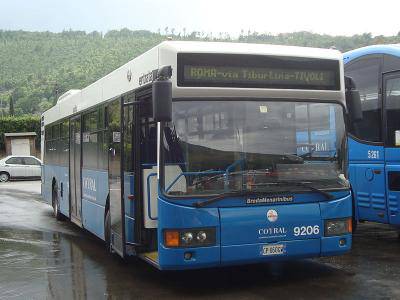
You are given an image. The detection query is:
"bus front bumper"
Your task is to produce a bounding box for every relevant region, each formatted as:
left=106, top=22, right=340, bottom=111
left=157, top=234, right=352, bottom=270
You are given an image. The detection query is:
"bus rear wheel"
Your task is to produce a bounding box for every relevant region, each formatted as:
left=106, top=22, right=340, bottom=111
left=52, top=184, right=64, bottom=221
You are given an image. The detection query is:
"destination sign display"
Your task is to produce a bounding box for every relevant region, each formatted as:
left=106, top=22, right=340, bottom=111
left=177, top=53, right=340, bottom=90
left=183, top=66, right=335, bottom=87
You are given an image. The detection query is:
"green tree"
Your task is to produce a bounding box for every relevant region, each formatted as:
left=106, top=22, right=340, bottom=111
left=9, top=94, right=14, bottom=116
left=1, top=29, right=399, bottom=116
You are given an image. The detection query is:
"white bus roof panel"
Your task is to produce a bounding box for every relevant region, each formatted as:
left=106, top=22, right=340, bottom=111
left=43, top=41, right=344, bottom=125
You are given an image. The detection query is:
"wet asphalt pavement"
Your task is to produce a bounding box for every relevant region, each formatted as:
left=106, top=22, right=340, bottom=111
left=0, top=181, right=400, bottom=299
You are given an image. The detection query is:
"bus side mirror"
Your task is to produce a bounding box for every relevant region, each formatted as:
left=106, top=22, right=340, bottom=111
left=152, top=66, right=172, bottom=122
left=345, top=76, right=362, bottom=122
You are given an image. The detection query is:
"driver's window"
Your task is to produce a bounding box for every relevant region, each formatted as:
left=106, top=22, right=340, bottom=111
left=345, top=56, right=382, bottom=142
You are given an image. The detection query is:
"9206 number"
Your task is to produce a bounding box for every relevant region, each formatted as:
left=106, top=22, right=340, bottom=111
left=294, top=225, right=320, bottom=236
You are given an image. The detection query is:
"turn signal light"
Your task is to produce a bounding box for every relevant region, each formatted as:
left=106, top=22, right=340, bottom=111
left=164, top=230, right=179, bottom=247
left=348, top=218, right=353, bottom=233
left=163, top=228, right=216, bottom=248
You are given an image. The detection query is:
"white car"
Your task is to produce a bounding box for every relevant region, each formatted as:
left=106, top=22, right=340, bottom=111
left=0, top=155, right=42, bottom=182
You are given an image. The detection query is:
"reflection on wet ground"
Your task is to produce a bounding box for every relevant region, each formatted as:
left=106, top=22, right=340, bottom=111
left=0, top=181, right=400, bottom=299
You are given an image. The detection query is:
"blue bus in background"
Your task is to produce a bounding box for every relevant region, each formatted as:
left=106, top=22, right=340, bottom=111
left=344, top=44, right=400, bottom=231
left=42, top=41, right=355, bottom=270
left=296, top=104, right=338, bottom=158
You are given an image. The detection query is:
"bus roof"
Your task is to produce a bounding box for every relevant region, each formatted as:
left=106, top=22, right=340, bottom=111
left=344, top=44, right=400, bottom=64
left=159, top=41, right=341, bottom=59
left=42, top=41, right=344, bottom=125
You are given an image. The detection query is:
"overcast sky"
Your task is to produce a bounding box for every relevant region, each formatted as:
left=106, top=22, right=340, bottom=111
left=1, top=0, right=399, bottom=36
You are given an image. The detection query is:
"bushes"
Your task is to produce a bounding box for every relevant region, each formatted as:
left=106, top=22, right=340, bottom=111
left=0, top=115, right=41, bottom=151
left=0, top=29, right=164, bottom=115
left=3, top=29, right=400, bottom=116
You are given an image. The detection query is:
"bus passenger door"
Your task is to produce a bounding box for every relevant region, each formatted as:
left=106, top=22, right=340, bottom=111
left=383, top=71, right=400, bottom=226
left=70, top=116, right=82, bottom=225
left=122, top=96, right=137, bottom=249
left=107, top=99, right=125, bottom=257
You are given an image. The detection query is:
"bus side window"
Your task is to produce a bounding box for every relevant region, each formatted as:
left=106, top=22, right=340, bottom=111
left=81, top=107, right=107, bottom=170
left=385, top=77, right=400, bottom=147
left=345, top=56, right=382, bottom=142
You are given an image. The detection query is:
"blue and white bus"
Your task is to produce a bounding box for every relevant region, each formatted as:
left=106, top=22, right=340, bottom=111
left=344, top=45, right=400, bottom=230
left=42, top=41, right=354, bottom=270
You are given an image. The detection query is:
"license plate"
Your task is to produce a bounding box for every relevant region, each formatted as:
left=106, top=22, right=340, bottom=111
left=261, top=244, right=285, bottom=256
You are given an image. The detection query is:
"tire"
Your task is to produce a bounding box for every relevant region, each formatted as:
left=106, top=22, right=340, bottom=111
left=52, top=184, right=64, bottom=221
left=0, top=172, right=10, bottom=182
left=104, top=209, right=111, bottom=252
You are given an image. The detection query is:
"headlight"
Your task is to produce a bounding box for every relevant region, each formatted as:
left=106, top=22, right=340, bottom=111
left=164, top=228, right=216, bottom=248
left=181, top=232, right=194, bottom=244
left=324, top=218, right=352, bottom=237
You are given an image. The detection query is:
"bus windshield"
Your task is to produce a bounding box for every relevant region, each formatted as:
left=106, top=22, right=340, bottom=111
left=163, top=100, right=347, bottom=197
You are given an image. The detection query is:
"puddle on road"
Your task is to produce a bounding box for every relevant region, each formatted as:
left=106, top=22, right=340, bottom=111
left=0, top=227, right=353, bottom=300
left=0, top=223, right=399, bottom=299
left=0, top=229, right=109, bottom=299
left=1, top=182, right=400, bottom=299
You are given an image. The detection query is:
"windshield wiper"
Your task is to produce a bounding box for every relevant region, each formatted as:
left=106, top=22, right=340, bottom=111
left=193, top=180, right=334, bottom=208
left=193, top=190, right=266, bottom=208
left=273, top=181, right=334, bottom=200
left=280, top=154, right=304, bottom=163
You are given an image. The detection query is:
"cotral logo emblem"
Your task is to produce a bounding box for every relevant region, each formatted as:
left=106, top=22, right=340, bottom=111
left=267, top=209, right=278, bottom=222
left=127, top=69, right=132, bottom=82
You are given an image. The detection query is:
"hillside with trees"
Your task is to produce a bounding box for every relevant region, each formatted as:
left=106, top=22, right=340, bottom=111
left=1, top=29, right=400, bottom=116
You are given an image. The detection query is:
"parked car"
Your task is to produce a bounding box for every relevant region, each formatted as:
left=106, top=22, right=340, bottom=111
left=0, top=155, right=42, bottom=182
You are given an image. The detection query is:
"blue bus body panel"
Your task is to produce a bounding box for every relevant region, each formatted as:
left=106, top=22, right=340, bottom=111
left=384, top=148, right=400, bottom=225
left=319, top=195, right=352, bottom=219
left=321, top=234, right=352, bottom=256
left=348, top=137, right=388, bottom=223
left=44, top=164, right=137, bottom=243
left=43, top=164, right=69, bottom=217
left=81, top=169, right=108, bottom=240
left=348, top=137, right=385, bottom=162
left=42, top=165, right=53, bottom=205
left=157, top=198, right=221, bottom=270
left=344, top=45, right=400, bottom=63
left=220, top=204, right=322, bottom=245
left=156, top=193, right=352, bottom=270
left=59, top=167, right=70, bottom=216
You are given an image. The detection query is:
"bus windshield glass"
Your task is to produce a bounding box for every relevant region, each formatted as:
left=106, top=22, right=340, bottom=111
left=163, top=100, right=346, bottom=197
